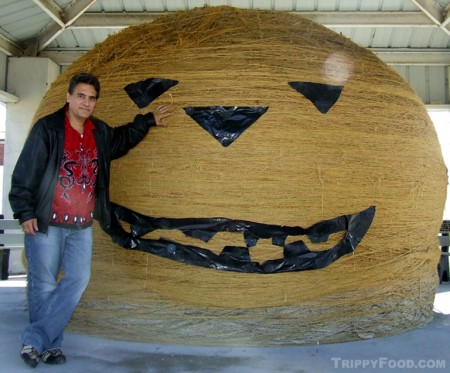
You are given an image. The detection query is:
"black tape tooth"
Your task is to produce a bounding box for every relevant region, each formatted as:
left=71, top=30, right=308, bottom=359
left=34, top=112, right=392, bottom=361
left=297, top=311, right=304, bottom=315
left=244, top=231, right=259, bottom=247
left=272, top=235, right=287, bottom=247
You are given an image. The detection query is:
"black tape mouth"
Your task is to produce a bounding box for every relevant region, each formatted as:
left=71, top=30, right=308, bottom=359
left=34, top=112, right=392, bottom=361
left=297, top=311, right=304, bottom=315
left=104, top=204, right=375, bottom=274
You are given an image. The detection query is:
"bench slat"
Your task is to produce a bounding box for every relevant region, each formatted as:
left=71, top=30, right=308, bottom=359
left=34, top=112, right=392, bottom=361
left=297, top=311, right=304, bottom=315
left=0, top=233, right=24, bottom=246
left=439, top=235, right=450, bottom=247
left=0, top=219, right=21, bottom=230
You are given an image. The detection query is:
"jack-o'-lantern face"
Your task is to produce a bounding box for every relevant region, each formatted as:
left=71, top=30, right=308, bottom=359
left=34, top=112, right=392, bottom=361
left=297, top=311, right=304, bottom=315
left=107, top=78, right=376, bottom=273
left=36, top=6, right=446, bottom=323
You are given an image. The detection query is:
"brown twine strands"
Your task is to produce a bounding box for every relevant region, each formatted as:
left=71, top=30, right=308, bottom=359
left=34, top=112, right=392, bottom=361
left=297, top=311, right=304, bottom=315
left=34, top=6, right=447, bottom=346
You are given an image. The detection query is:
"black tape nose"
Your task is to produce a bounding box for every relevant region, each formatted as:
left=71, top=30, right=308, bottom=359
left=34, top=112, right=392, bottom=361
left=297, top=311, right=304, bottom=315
left=184, top=106, right=269, bottom=147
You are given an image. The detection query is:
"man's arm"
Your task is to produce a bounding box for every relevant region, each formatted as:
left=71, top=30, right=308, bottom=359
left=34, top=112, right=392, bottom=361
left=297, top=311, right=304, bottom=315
left=109, top=105, right=173, bottom=160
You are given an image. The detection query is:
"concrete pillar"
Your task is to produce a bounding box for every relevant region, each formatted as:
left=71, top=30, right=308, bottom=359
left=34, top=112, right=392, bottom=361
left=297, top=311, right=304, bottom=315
left=0, top=52, right=7, bottom=91
left=3, top=57, right=60, bottom=274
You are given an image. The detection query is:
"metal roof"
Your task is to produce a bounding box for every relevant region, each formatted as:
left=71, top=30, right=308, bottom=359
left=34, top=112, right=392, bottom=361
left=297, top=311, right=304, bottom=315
left=1, top=0, right=450, bottom=61
left=1, top=0, right=450, bottom=105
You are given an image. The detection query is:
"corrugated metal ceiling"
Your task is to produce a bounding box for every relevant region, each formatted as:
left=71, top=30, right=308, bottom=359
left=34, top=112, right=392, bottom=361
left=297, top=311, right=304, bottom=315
left=1, top=1, right=450, bottom=55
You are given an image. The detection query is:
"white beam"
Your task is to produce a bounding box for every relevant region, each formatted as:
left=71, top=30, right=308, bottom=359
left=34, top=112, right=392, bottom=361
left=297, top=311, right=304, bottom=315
left=32, top=0, right=65, bottom=27
left=299, top=11, right=434, bottom=27
left=410, top=0, right=450, bottom=36
left=410, top=0, right=443, bottom=25
left=372, top=49, right=450, bottom=65
left=63, top=0, right=97, bottom=27
left=31, top=23, right=65, bottom=54
left=71, top=12, right=162, bottom=28
left=24, top=0, right=97, bottom=55
left=444, top=4, right=450, bottom=27
left=0, top=89, right=19, bottom=104
left=0, top=35, right=23, bottom=57
left=70, top=11, right=436, bottom=29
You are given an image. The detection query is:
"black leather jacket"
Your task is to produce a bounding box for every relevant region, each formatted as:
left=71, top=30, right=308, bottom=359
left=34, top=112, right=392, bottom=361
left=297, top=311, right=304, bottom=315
left=9, top=104, right=155, bottom=233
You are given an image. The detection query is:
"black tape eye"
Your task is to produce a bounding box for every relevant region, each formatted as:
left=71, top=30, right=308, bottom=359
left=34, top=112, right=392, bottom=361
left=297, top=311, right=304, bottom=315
left=124, top=78, right=178, bottom=108
left=184, top=106, right=269, bottom=147
left=288, top=82, right=343, bottom=114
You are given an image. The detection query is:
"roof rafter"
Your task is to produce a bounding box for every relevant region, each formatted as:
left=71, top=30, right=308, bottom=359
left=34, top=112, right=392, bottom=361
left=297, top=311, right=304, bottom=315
left=372, top=48, right=450, bottom=65
left=301, top=11, right=434, bottom=27
left=24, top=0, right=97, bottom=56
left=0, top=34, right=23, bottom=56
left=32, top=0, right=65, bottom=27
left=69, top=11, right=437, bottom=29
left=71, top=12, right=162, bottom=28
left=410, top=0, right=450, bottom=35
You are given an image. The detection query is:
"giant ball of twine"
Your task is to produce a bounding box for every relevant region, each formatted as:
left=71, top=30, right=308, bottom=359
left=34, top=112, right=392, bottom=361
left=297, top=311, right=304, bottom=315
left=34, top=6, right=447, bottom=346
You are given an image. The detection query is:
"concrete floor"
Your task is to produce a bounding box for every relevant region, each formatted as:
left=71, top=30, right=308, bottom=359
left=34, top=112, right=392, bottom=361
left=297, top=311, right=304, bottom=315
left=1, top=276, right=449, bottom=373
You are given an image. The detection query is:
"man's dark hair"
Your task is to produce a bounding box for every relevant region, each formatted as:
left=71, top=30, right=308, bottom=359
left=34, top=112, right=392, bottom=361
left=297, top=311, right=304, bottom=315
left=68, top=72, right=101, bottom=98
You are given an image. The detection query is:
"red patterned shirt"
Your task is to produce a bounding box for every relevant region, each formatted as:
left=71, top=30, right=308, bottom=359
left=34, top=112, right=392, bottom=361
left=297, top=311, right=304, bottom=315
left=49, top=114, right=98, bottom=227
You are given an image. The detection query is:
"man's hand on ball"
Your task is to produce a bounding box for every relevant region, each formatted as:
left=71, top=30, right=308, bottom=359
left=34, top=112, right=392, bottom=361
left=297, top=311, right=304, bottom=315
left=153, top=105, right=173, bottom=127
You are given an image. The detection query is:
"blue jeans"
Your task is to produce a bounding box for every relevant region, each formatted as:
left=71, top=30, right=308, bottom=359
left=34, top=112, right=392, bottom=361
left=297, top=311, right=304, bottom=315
left=21, top=226, right=92, bottom=353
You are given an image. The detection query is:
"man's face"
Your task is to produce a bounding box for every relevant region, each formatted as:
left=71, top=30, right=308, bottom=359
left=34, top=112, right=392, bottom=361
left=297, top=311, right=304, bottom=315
left=66, top=83, right=98, bottom=120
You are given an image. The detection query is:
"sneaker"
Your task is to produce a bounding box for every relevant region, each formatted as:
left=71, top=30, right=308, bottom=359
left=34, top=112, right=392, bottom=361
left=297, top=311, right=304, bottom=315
left=41, top=348, right=66, bottom=365
left=20, top=344, right=40, bottom=368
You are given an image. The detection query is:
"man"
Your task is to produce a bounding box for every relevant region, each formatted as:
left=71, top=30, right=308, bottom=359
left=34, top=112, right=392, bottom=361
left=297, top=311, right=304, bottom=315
left=9, top=72, right=172, bottom=368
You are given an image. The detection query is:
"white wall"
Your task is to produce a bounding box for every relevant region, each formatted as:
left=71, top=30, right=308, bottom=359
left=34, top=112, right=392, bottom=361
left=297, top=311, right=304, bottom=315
left=3, top=57, right=59, bottom=274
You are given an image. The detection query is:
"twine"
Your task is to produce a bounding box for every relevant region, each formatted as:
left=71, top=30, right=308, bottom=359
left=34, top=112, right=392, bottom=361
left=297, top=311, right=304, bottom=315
left=34, top=6, right=447, bottom=346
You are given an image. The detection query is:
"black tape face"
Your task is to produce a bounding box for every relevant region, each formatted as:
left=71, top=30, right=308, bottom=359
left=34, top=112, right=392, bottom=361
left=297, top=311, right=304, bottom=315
left=104, top=205, right=375, bottom=274
left=109, top=77, right=374, bottom=273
